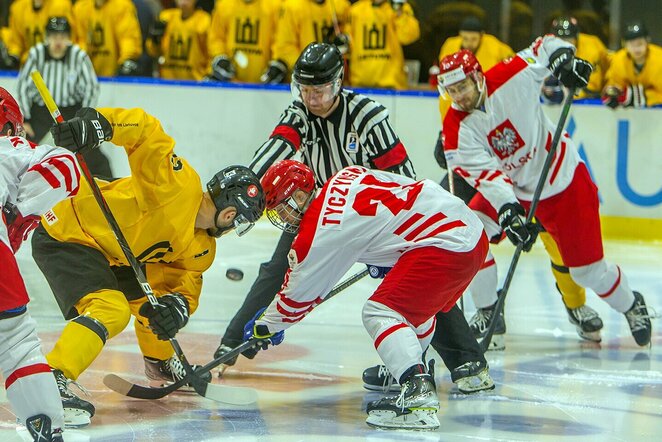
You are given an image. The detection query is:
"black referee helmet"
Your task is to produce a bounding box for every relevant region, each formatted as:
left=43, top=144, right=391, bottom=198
left=45, top=17, right=71, bottom=35
left=293, top=43, right=344, bottom=86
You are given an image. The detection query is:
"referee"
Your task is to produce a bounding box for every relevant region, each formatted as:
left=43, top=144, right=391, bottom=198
left=214, top=42, right=491, bottom=393
left=16, top=16, right=111, bottom=177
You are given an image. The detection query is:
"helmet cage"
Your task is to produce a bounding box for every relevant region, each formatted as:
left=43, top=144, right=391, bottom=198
left=266, top=197, right=305, bottom=234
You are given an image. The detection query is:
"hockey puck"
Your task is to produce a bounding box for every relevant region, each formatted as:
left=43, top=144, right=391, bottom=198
left=226, top=268, right=244, bottom=281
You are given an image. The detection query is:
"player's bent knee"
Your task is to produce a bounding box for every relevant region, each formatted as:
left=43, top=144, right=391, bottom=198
left=75, top=290, right=131, bottom=339
left=569, top=259, right=608, bottom=288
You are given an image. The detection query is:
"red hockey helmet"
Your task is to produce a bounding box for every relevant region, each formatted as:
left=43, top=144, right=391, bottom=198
left=261, top=160, right=316, bottom=233
left=437, top=49, right=483, bottom=95
left=0, top=87, right=24, bottom=136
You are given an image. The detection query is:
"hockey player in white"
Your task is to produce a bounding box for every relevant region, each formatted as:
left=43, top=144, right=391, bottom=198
left=437, top=35, right=652, bottom=346
left=0, top=87, right=80, bottom=441
left=243, top=159, right=489, bottom=430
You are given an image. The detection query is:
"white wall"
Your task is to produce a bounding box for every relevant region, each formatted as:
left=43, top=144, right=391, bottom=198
left=2, top=75, right=660, bottom=221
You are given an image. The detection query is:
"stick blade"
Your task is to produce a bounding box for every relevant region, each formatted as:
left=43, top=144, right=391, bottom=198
left=201, top=383, right=258, bottom=405
left=103, top=374, right=172, bottom=400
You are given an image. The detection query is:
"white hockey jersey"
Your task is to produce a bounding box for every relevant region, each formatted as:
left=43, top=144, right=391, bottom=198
left=443, top=35, right=582, bottom=216
left=257, top=166, right=485, bottom=332
left=0, top=136, right=79, bottom=248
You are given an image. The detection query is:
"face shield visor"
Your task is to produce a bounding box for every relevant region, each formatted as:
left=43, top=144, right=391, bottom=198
left=291, top=69, right=343, bottom=106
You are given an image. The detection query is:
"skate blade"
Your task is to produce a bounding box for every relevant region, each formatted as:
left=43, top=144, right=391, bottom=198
left=366, top=408, right=440, bottom=430
left=576, top=328, right=602, bottom=343
left=477, top=334, right=505, bottom=351
left=362, top=382, right=401, bottom=393
left=456, top=372, right=496, bottom=394
left=63, top=408, right=91, bottom=429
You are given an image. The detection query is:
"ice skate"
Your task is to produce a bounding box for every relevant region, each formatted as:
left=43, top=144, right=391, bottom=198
left=144, top=356, right=212, bottom=389
left=451, top=361, right=495, bottom=394
left=213, top=343, right=238, bottom=378
left=624, top=291, right=652, bottom=346
left=366, top=372, right=440, bottom=430
left=565, top=303, right=603, bottom=342
left=363, top=360, right=436, bottom=393
left=52, top=369, right=94, bottom=428
left=469, top=301, right=506, bottom=351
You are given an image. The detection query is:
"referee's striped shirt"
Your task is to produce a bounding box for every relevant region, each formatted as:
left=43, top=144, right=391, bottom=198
left=17, top=43, right=99, bottom=119
left=250, top=90, right=416, bottom=186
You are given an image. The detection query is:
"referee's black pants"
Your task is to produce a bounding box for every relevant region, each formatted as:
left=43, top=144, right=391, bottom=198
left=27, top=104, right=113, bottom=179
left=220, top=224, right=487, bottom=371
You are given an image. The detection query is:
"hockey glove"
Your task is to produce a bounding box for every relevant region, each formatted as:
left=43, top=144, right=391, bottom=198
left=548, top=48, right=592, bottom=90
left=367, top=264, right=392, bottom=279
left=2, top=203, right=40, bottom=253
left=260, top=60, right=287, bottom=84
left=332, top=33, right=350, bottom=55
left=210, top=55, right=235, bottom=82
left=433, top=130, right=447, bottom=169
left=139, top=293, right=190, bottom=340
left=148, top=20, right=168, bottom=45
left=50, top=107, right=112, bottom=152
left=602, top=85, right=646, bottom=109
left=117, top=59, right=141, bottom=76
left=498, top=202, right=538, bottom=252
left=541, top=76, right=565, bottom=104
left=243, top=307, right=285, bottom=352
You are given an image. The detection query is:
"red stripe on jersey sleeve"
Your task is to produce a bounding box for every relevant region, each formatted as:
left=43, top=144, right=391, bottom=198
left=5, top=363, right=52, bottom=389
left=28, top=163, right=61, bottom=189
left=270, top=125, right=302, bottom=150
left=47, top=155, right=76, bottom=193
left=485, top=56, right=529, bottom=96
left=372, top=142, right=407, bottom=170
left=468, top=192, right=499, bottom=223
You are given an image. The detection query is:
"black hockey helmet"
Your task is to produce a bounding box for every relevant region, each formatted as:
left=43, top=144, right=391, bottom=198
left=623, top=21, right=648, bottom=41
left=551, top=16, right=579, bottom=39
left=206, top=165, right=265, bottom=237
left=45, top=17, right=72, bottom=35
left=293, top=42, right=344, bottom=86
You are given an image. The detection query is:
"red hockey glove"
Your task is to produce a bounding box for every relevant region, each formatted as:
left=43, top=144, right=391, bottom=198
left=2, top=203, right=41, bottom=253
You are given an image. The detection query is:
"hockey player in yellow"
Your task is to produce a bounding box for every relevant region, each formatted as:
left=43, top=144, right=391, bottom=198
left=146, top=0, right=211, bottom=81
left=603, top=22, right=662, bottom=108
left=3, top=0, right=74, bottom=67
left=31, top=107, right=265, bottom=427
left=207, top=0, right=280, bottom=83
left=347, top=0, right=420, bottom=89
left=266, top=0, right=351, bottom=84
left=73, top=0, right=143, bottom=77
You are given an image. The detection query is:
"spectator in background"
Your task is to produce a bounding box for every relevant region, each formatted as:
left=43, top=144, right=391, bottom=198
left=542, top=16, right=610, bottom=103
left=146, top=0, right=210, bottom=81
left=1, top=0, right=74, bottom=69
left=346, top=0, right=420, bottom=90
left=602, top=21, right=662, bottom=108
left=73, top=0, right=143, bottom=77
left=207, top=0, right=280, bottom=83
left=16, top=17, right=111, bottom=177
left=265, top=0, right=351, bottom=84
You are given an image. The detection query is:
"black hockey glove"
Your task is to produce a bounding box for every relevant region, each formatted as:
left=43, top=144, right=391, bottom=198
left=210, top=55, right=235, bottom=82
left=117, top=59, right=141, bottom=76
left=139, top=293, right=190, bottom=340
left=148, top=20, right=167, bottom=45
left=50, top=107, right=112, bottom=152
left=498, top=202, right=538, bottom=252
left=433, top=130, right=447, bottom=169
left=548, top=48, right=593, bottom=90
left=260, top=60, right=287, bottom=84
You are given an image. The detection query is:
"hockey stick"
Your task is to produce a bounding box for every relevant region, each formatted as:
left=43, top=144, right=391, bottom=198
left=30, top=71, right=219, bottom=399
left=103, top=267, right=370, bottom=401
left=480, top=88, right=576, bottom=353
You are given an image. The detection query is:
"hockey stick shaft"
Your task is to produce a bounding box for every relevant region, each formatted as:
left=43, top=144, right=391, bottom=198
left=31, top=71, right=208, bottom=392
left=480, top=88, right=576, bottom=353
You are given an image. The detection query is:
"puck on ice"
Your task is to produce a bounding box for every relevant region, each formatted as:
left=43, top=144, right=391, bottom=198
left=226, top=268, right=244, bottom=281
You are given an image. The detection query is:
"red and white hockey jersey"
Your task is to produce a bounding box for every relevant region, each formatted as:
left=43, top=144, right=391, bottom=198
left=0, top=135, right=79, bottom=248
left=443, top=35, right=582, bottom=216
left=257, top=166, right=485, bottom=332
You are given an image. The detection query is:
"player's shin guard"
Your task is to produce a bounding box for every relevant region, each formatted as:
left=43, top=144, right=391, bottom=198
left=0, top=311, right=65, bottom=434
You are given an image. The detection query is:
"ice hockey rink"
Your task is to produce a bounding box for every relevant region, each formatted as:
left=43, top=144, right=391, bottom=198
left=1, top=220, right=660, bottom=442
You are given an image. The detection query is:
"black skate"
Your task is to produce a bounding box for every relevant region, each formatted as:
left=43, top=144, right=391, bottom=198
left=52, top=369, right=95, bottom=428
left=26, top=414, right=63, bottom=442
left=213, top=343, right=238, bottom=378
left=624, top=291, right=652, bottom=346
left=362, top=360, right=436, bottom=393
left=451, top=361, right=495, bottom=394
left=144, top=356, right=212, bottom=389
left=366, top=372, right=440, bottom=430
left=565, top=303, right=603, bottom=342
left=469, top=301, right=506, bottom=351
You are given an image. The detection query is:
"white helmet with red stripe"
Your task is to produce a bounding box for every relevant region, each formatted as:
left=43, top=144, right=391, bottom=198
left=0, top=87, right=24, bottom=137
left=437, top=49, right=483, bottom=96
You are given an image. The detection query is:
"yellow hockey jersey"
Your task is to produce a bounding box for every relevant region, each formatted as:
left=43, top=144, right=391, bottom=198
left=272, top=0, right=351, bottom=71
left=604, top=43, right=662, bottom=107
left=146, top=8, right=211, bottom=81
left=575, top=33, right=611, bottom=99
left=347, top=0, right=419, bottom=89
left=73, top=0, right=142, bottom=77
left=437, top=33, right=513, bottom=122
left=7, top=0, right=74, bottom=64
left=208, top=0, right=280, bottom=83
left=43, top=108, right=216, bottom=306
